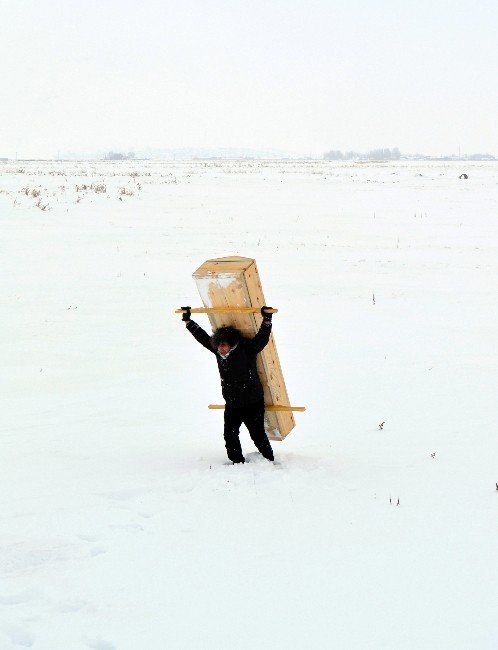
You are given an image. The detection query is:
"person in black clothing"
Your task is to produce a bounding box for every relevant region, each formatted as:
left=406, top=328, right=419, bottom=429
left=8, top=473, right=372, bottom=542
left=182, top=306, right=275, bottom=464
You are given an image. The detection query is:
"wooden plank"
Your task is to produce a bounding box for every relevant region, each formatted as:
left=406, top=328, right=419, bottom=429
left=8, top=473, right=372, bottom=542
left=175, top=307, right=278, bottom=314
left=209, top=404, right=306, bottom=412
left=192, top=257, right=297, bottom=441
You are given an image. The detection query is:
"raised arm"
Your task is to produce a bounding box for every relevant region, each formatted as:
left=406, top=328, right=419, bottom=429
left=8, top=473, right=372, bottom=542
left=181, top=307, right=215, bottom=353
left=246, top=306, right=273, bottom=354
left=186, top=320, right=215, bottom=352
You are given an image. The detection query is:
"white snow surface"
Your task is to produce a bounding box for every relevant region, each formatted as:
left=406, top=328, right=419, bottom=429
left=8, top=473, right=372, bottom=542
left=1, top=160, right=498, bottom=649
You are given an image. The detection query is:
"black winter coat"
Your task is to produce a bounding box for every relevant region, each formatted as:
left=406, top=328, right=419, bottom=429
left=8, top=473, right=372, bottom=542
left=186, top=320, right=272, bottom=408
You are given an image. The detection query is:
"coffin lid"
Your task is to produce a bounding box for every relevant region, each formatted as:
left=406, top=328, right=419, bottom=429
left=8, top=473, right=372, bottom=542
left=193, top=256, right=255, bottom=276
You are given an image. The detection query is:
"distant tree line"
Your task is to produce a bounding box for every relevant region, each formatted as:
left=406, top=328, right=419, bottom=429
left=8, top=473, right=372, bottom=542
left=323, top=148, right=496, bottom=161
left=104, top=151, right=135, bottom=160
left=324, top=148, right=401, bottom=161
left=467, top=153, right=495, bottom=160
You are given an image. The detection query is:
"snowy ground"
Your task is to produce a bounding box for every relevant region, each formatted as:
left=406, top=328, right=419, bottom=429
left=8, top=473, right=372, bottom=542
left=1, top=159, right=497, bottom=649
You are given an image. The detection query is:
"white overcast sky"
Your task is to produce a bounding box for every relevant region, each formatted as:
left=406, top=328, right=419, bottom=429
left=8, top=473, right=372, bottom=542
left=1, top=0, right=497, bottom=158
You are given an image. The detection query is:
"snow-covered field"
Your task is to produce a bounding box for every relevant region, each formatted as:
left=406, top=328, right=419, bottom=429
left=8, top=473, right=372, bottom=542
left=1, top=159, right=497, bottom=649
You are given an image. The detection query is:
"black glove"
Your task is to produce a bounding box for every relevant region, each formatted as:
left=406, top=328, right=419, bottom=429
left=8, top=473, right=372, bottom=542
left=261, top=306, right=273, bottom=323
left=181, top=306, right=191, bottom=322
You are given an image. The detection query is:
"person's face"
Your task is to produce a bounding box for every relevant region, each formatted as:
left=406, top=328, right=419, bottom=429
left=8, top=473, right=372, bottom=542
left=217, top=342, right=231, bottom=356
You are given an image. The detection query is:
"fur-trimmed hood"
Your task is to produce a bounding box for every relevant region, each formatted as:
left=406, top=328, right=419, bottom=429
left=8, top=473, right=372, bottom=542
left=211, top=326, right=242, bottom=350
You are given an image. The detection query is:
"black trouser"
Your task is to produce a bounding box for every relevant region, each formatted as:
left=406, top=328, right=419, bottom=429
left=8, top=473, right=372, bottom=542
left=223, top=399, right=274, bottom=463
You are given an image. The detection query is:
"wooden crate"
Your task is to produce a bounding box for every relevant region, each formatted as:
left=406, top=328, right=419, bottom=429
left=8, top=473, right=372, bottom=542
left=193, top=256, right=295, bottom=441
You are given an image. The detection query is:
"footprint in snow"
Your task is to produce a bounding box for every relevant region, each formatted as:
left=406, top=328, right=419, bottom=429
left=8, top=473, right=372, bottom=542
left=138, top=511, right=153, bottom=519
left=89, top=545, right=108, bottom=557
left=2, top=623, right=34, bottom=647
left=57, top=599, right=87, bottom=613
left=100, top=488, right=149, bottom=502
left=82, top=635, right=116, bottom=650
left=0, top=590, right=41, bottom=606
left=77, top=533, right=100, bottom=543
left=108, top=523, right=144, bottom=532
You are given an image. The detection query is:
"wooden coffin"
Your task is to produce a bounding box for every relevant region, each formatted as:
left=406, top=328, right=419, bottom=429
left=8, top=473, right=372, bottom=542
left=193, top=256, right=295, bottom=441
